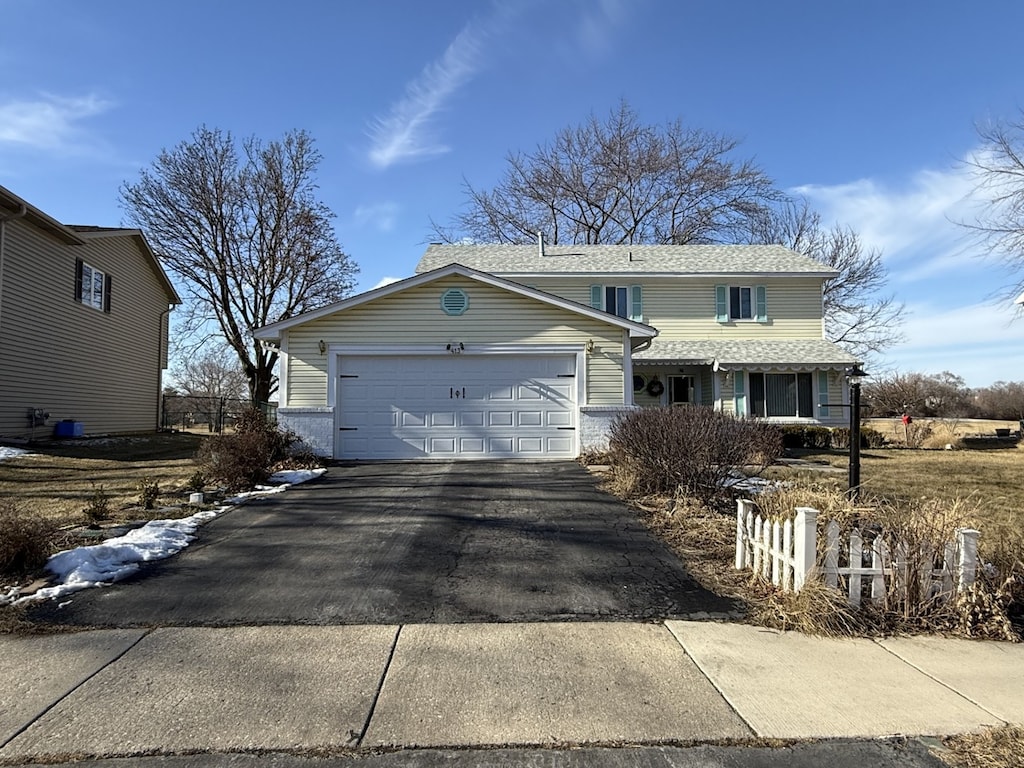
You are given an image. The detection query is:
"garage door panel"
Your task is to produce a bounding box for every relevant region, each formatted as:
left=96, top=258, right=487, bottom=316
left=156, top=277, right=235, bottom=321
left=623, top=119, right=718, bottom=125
left=487, top=411, right=514, bottom=426
left=518, top=411, right=542, bottom=427
left=460, top=411, right=484, bottom=427
left=547, top=411, right=573, bottom=427
left=430, top=411, right=456, bottom=427
left=400, top=411, right=425, bottom=427
left=336, top=354, right=577, bottom=459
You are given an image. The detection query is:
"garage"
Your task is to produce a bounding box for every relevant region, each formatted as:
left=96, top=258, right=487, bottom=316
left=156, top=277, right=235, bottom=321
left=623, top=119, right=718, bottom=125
left=334, top=353, right=577, bottom=459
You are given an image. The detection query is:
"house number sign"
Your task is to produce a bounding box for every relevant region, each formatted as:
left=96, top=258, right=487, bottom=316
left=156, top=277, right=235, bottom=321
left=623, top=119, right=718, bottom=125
left=450, top=387, right=466, bottom=398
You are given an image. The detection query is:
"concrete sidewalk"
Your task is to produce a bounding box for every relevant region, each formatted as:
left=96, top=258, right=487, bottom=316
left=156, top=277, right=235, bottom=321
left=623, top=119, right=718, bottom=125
left=0, top=621, right=1021, bottom=763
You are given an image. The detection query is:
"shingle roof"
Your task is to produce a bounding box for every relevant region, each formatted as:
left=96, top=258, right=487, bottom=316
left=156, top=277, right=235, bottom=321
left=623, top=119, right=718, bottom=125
left=416, top=243, right=836, bottom=276
left=633, top=339, right=860, bottom=367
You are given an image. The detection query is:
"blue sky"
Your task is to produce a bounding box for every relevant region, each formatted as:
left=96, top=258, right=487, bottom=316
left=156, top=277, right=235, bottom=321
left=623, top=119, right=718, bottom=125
left=3, top=0, right=1024, bottom=387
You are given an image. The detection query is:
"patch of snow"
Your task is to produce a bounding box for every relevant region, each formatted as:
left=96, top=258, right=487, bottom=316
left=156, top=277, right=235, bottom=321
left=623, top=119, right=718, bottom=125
left=723, top=471, right=785, bottom=494
left=223, top=468, right=325, bottom=503
left=6, top=508, right=224, bottom=606
left=0, top=446, right=31, bottom=461
left=1, top=465, right=327, bottom=606
left=268, top=468, right=327, bottom=485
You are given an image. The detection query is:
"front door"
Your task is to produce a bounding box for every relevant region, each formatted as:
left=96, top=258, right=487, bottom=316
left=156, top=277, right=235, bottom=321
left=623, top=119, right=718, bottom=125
left=669, top=375, right=694, bottom=405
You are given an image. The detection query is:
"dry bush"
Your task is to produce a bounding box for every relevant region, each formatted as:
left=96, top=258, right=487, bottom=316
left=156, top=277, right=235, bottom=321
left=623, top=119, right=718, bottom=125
left=749, top=578, right=863, bottom=637
left=196, top=407, right=299, bottom=491
left=633, top=495, right=750, bottom=602
left=921, top=421, right=963, bottom=450
left=0, top=500, right=56, bottom=577
left=741, top=486, right=1023, bottom=639
left=608, top=407, right=782, bottom=504
left=755, top=484, right=854, bottom=522
left=944, top=725, right=1024, bottom=768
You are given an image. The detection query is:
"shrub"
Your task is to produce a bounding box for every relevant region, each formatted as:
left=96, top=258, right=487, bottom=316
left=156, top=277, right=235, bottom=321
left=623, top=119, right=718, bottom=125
left=83, top=483, right=112, bottom=524
left=0, top=500, right=56, bottom=576
left=861, top=427, right=886, bottom=448
left=138, top=477, right=160, bottom=510
left=780, top=425, right=841, bottom=450
left=831, top=427, right=885, bottom=450
left=780, top=425, right=807, bottom=449
left=196, top=407, right=298, bottom=491
left=185, top=471, right=207, bottom=492
left=608, top=406, right=782, bottom=504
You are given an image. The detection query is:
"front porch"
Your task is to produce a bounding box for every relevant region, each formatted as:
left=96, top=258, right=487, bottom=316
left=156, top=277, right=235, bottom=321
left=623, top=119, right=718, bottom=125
left=631, top=338, right=862, bottom=426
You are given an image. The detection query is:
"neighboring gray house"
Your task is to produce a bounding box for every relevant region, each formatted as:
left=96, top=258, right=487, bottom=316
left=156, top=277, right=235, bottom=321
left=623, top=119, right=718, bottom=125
left=0, top=185, right=180, bottom=440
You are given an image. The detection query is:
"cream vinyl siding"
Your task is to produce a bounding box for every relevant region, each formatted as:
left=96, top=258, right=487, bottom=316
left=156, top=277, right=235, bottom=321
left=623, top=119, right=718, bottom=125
left=522, top=276, right=825, bottom=340
left=0, top=221, right=172, bottom=438
left=284, top=276, right=626, bottom=407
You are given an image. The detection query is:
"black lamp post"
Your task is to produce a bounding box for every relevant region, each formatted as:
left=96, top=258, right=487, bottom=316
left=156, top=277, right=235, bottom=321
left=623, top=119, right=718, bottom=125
left=846, top=365, right=868, bottom=500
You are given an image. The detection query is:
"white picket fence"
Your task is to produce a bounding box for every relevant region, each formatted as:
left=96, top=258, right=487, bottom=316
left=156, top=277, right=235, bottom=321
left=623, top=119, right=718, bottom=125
left=734, top=499, right=980, bottom=607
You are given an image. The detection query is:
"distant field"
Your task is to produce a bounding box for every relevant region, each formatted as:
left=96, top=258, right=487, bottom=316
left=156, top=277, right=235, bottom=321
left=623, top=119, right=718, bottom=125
left=865, top=417, right=1020, bottom=445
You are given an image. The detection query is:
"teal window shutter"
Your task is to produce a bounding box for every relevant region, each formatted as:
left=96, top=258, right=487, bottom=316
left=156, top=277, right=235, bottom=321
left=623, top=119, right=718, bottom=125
left=733, top=371, right=746, bottom=416
left=715, top=285, right=728, bottom=322
left=755, top=285, right=767, bottom=322
left=818, top=371, right=830, bottom=418
left=590, top=285, right=603, bottom=310
left=629, top=285, right=643, bottom=322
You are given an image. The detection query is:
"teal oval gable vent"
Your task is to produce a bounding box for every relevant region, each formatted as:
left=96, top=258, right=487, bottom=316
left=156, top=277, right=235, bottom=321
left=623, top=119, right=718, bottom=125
left=440, top=288, right=469, bottom=316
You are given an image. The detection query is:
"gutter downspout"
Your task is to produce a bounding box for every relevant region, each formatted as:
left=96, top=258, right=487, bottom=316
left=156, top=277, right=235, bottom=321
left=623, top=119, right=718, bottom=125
left=156, top=305, right=174, bottom=431
left=0, top=204, right=28, bottom=340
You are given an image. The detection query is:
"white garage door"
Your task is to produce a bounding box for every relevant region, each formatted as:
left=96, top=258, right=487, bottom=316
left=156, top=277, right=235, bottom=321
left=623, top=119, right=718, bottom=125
left=335, top=354, right=577, bottom=459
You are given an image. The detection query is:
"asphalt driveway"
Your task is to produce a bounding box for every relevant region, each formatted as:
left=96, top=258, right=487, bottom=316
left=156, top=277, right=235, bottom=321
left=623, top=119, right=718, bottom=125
left=29, top=462, right=737, bottom=627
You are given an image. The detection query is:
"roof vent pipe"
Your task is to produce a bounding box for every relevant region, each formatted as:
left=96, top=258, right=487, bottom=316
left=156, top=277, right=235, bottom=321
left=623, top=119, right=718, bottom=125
left=538, top=231, right=544, bottom=257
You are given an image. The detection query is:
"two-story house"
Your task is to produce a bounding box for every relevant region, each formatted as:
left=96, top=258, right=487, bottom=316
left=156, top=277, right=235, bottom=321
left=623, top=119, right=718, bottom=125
left=0, top=185, right=180, bottom=440
left=254, top=242, right=859, bottom=459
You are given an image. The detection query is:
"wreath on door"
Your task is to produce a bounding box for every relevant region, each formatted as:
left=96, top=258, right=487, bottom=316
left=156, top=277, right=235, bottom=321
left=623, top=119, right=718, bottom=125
left=646, top=377, right=665, bottom=397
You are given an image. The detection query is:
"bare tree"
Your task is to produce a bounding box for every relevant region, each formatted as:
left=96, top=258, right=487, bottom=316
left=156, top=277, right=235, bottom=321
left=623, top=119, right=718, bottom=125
left=967, top=113, right=1024, bottom=301
left=121, top=127, right=358, bottom=403
left=746, top=199, right=906, bottom=358
left=171, top=344, right=248, bottom=400
left=864, top=370, right=973, bottom=419
left=973, top=380, right=1024, bottom=421
left=433, top=101, right=780, bottom=245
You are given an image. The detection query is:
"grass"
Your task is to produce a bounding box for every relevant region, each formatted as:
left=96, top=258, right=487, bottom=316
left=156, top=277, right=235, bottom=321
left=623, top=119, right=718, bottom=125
left=597, top=418, right=1024, bottom=640
left=943, top=725, right=1024, bottom=768
left=764, top=443, right=1024, bottom=532
left=0, top=433, right=204, bottom=528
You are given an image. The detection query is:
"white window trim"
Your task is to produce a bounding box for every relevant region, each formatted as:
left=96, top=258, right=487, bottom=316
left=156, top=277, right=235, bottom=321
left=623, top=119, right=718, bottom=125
left=80, top=262, right=106, bottom=311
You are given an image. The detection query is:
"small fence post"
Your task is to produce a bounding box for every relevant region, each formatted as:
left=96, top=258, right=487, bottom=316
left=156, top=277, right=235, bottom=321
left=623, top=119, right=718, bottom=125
left=735, top=499, right=754, bottom=570
left=957, top=528, right=980, bottom=592
left=793, top=506, right=818, bottom=591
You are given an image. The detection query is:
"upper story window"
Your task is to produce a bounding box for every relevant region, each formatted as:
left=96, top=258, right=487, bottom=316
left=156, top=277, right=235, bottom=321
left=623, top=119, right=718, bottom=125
left=715, top=284, right=766, bottom=323
left=590, top=284, right=643, bottom=322
left=75, top=258, right=112, bottom=313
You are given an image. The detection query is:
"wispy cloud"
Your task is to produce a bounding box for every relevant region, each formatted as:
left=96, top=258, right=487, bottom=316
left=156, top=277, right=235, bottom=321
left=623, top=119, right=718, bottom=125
left=793, top=163, right=978, bottom=282
left=367, top=18, right=491, bottom=169
left=880, top=300, right=1024, bottom=385
left=574, top=0, right=631, bottom=58
left=793, top=153, right=1024, bottom=384
left=353, top=202, right=400, bottom=232
left=372, top=276, right=403, bottom=290
left=0, top=93, right=112, bottom=152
